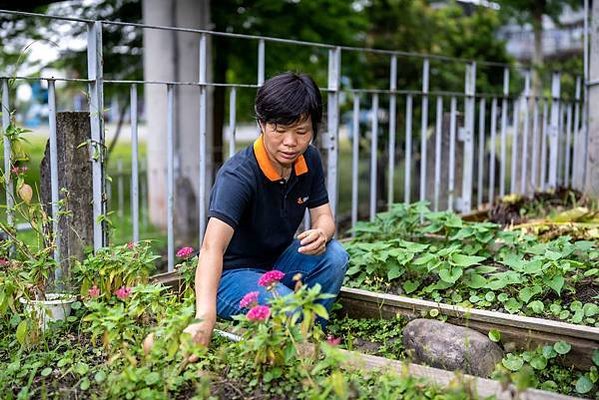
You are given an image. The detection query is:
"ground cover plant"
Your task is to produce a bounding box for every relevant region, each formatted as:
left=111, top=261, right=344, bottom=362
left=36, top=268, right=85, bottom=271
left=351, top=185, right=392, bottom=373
left=1, top=242, right=494, bottom=399
left=343, top=202, right=599, bottom=327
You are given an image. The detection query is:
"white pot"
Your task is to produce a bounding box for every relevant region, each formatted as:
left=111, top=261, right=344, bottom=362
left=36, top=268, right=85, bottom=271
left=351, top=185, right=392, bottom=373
left=19, top=293, right=77, bottom=331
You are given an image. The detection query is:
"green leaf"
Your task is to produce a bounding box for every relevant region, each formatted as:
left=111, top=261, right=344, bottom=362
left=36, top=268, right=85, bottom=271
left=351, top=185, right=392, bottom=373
left=527, top=300, right=544, bottom=314
left=502, top=354, right=524, bottom=371
left=80, top=378, right=90, bottom=391
left=402, top=280, right=420, bottom=294
left=542, top=345, right=557, bottom=359
left=485, top=292, right=496, bottom=302
left=504, top=298, right=522, bottom=314
left=450, top=254, right=486, bottom=267
left=549, top=303, right=562, bottom=315
left=547, top=275, right=565, bottom=296
left=466, top=273, right=487, bottom=289
left=144, top=371, right=160, bottom=386
left=497, top=293, right=509, bottom=302
left=429, top=309, right=439, bottom=317
left=575, top=375, right=594, bottom=394
left=529, top=355, right=548, bottom=370
left=387, top=265, right=403, bottom=280
left=438, top=267, right=463, bottom=284
left=583, top=303, right=598, bottom=317
left=71, top=301, right=82, bottom=310
left=592, top=349, right=599, bottom=366
left=94, top=370, right=106, bottom=383
left=15, top=320, right=27, bottom=346
left=553, top=341, right=571, bottom=355
left=488, top=329, right=501, bottom=342
left=518, top=285, right=542, bottom=303
left=521, top=260, right=545, bottom=274
left=41, top=367, right=53, bottom=377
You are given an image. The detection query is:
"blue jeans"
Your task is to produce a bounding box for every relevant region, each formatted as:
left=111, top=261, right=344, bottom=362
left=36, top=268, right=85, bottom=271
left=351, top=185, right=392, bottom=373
left=216, top=239, right=349, bottom=323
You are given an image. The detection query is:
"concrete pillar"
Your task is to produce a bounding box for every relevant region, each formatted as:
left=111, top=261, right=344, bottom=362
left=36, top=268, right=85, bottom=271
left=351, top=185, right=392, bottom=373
left=142, top=0, right=212, bottom=242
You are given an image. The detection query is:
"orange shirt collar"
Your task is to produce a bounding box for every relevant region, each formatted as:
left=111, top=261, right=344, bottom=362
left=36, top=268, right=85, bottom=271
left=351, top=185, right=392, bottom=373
left=253, top=135, right=309, bottom=181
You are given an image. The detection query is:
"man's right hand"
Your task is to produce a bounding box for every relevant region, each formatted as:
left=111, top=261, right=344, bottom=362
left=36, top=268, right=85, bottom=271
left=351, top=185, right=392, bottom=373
left=183, top=317, right=215, bottom=347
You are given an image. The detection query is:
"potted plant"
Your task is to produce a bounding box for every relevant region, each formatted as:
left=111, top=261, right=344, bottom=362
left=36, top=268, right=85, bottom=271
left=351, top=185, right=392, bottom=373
left=0, top=116, right=76, bottom=331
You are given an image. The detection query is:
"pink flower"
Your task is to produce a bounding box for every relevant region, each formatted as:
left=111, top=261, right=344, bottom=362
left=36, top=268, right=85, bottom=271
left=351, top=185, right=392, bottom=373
left=10, top=166, right=19, bottom=174
left=0, top=258, right=9, bottom=267
left=176, top=246, right=194, bottom=258
left=115, top=286, right=132, bottom=300
left=126, top=241, right=136, bottom=250
left=239, top=291, right=260, bottom=309
left=258, top=270, right=285, bottom=288
left=20, top=166, right=28, bottom=173
left=246, top=305, right=271, bottom=322
left=326, top=335, right=341, bottom=346
left=88, top=285, right=100, bottom=298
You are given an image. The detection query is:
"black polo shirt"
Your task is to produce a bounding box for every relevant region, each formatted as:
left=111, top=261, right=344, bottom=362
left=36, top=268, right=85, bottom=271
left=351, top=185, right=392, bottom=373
left=207, top=136, right=329, bottom=269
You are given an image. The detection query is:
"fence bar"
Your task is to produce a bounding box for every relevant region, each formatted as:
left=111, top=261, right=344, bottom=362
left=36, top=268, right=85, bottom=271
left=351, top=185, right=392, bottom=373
left=434, top=96, right=443, bottom=211
left=369, top=93, right=379, bottom=222
left=500, top=67, right=509, bottom=197
left=198, top=33, right=208, bottom=244
left=257, top=39, right=265, bottom=86
left=228, top=87, right=237, bottom=159
left=87, top=21, right=106, bottom=250
left=387, top=55, right=397, bottom=208
left=477, top=97, right=486, bottom=207
left=520, top=70, right=531, bottom=194
left=489, top=98, right=498, bottom=204
left=117, top=159, right=124, bottom=218
left=327, top=47, right=341, bottom=218
left=130, top=85, right=139, bottom=242
left=557, top=103, right=565, bottom=186
left=572, top=77, right=582, bottom=188
left=1, top=79, right=13, bottom=236
left=565, top=103, right=573, bottom=187
left=448, top=96, right=457, bottom=211
left=419, top=58, right=430, bottom=204
left=141, top=172, right=148, bottom=228
left=510, top=97, right=519, bottom=194
left=531, top=99, right=540, bottom=190
left=583, top=0, right=590, bottom=187
left=166, top=85, right=175, bottom=272
left=548, top=71, right=561, bottom=189
left=404, top=95, right=413, bottom=203
left=351, top=95, right=360, bottom=235
left=461, top=62, right=476, bottom=212
left=540, top=102, right=549, bottom=190
left=48, top=80, right=61, bottom=278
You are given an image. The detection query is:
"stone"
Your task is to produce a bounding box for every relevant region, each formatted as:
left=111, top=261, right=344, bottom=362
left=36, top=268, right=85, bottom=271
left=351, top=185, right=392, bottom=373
left=402, top=318, right=504, bottom=377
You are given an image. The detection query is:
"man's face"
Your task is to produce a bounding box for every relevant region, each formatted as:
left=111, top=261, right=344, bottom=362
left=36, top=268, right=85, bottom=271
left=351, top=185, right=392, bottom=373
left=261, top=116, right=313, bottom=167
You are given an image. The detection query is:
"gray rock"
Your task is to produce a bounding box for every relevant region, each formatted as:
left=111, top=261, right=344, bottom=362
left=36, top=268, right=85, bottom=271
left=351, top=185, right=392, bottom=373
left=402, top=318, right=504, bottom=377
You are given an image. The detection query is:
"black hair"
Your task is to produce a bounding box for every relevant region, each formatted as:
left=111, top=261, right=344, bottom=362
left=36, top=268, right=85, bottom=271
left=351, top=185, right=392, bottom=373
left=255, top=72, right=323, bottom=138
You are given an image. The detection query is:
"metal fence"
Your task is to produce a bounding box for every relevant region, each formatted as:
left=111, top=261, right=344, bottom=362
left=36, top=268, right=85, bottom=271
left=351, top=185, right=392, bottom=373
left=0, top=9, right=590, bottom=274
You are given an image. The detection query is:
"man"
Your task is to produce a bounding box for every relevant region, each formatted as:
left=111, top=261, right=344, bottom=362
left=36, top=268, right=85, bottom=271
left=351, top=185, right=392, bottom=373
left=184, top=72, right=348, bottom=346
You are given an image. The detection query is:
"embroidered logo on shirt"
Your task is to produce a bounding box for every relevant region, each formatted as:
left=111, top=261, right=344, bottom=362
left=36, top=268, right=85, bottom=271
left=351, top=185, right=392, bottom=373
left=297, top=196, right=309, bottom=205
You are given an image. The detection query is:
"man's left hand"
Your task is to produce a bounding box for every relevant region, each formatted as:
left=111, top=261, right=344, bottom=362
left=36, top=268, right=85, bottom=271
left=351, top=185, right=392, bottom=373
left=297, top=228, right=328, bottom=255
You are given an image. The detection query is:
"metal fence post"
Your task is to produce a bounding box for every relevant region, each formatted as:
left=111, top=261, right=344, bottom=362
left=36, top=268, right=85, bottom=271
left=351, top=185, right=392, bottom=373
left=460, top=61, right=476, bottom=212
left=404, top=94, right=413, bottom=204
left=228, top=87, right=237, bottom=159
left=1, top=79, right=14, bottom=239
left=327, top=47, right=341, bottom=219
left=167, top=84, right=175, bottom=272
left=86, top=21, right=106, bottom=250
left=500, top=67, right=509, bottom=198
left=130, top=84, right=139, bottom=243
left=548, top=71, right=561, bottom=189
left=419, top=58, right=430, bottom=204
left=257, top=39, right=265, bottom=86
left=521, top=69, right=531, bottom=194
left=477, top=97, right=486, bottom=207
left=198, top=33, right=208, bottom=244
left=370, top=93, right=379, bottom=221
left=572, top=76, right=582, bottom=189
left=387, top=55, right=397, bottom=208
left=47, top=80, right=61, bottom=277
left=434, top=96, right=443, bottom=211
left=351, top=95, right=360, bottom=235
left=489, top=97, right=498, bottom=204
